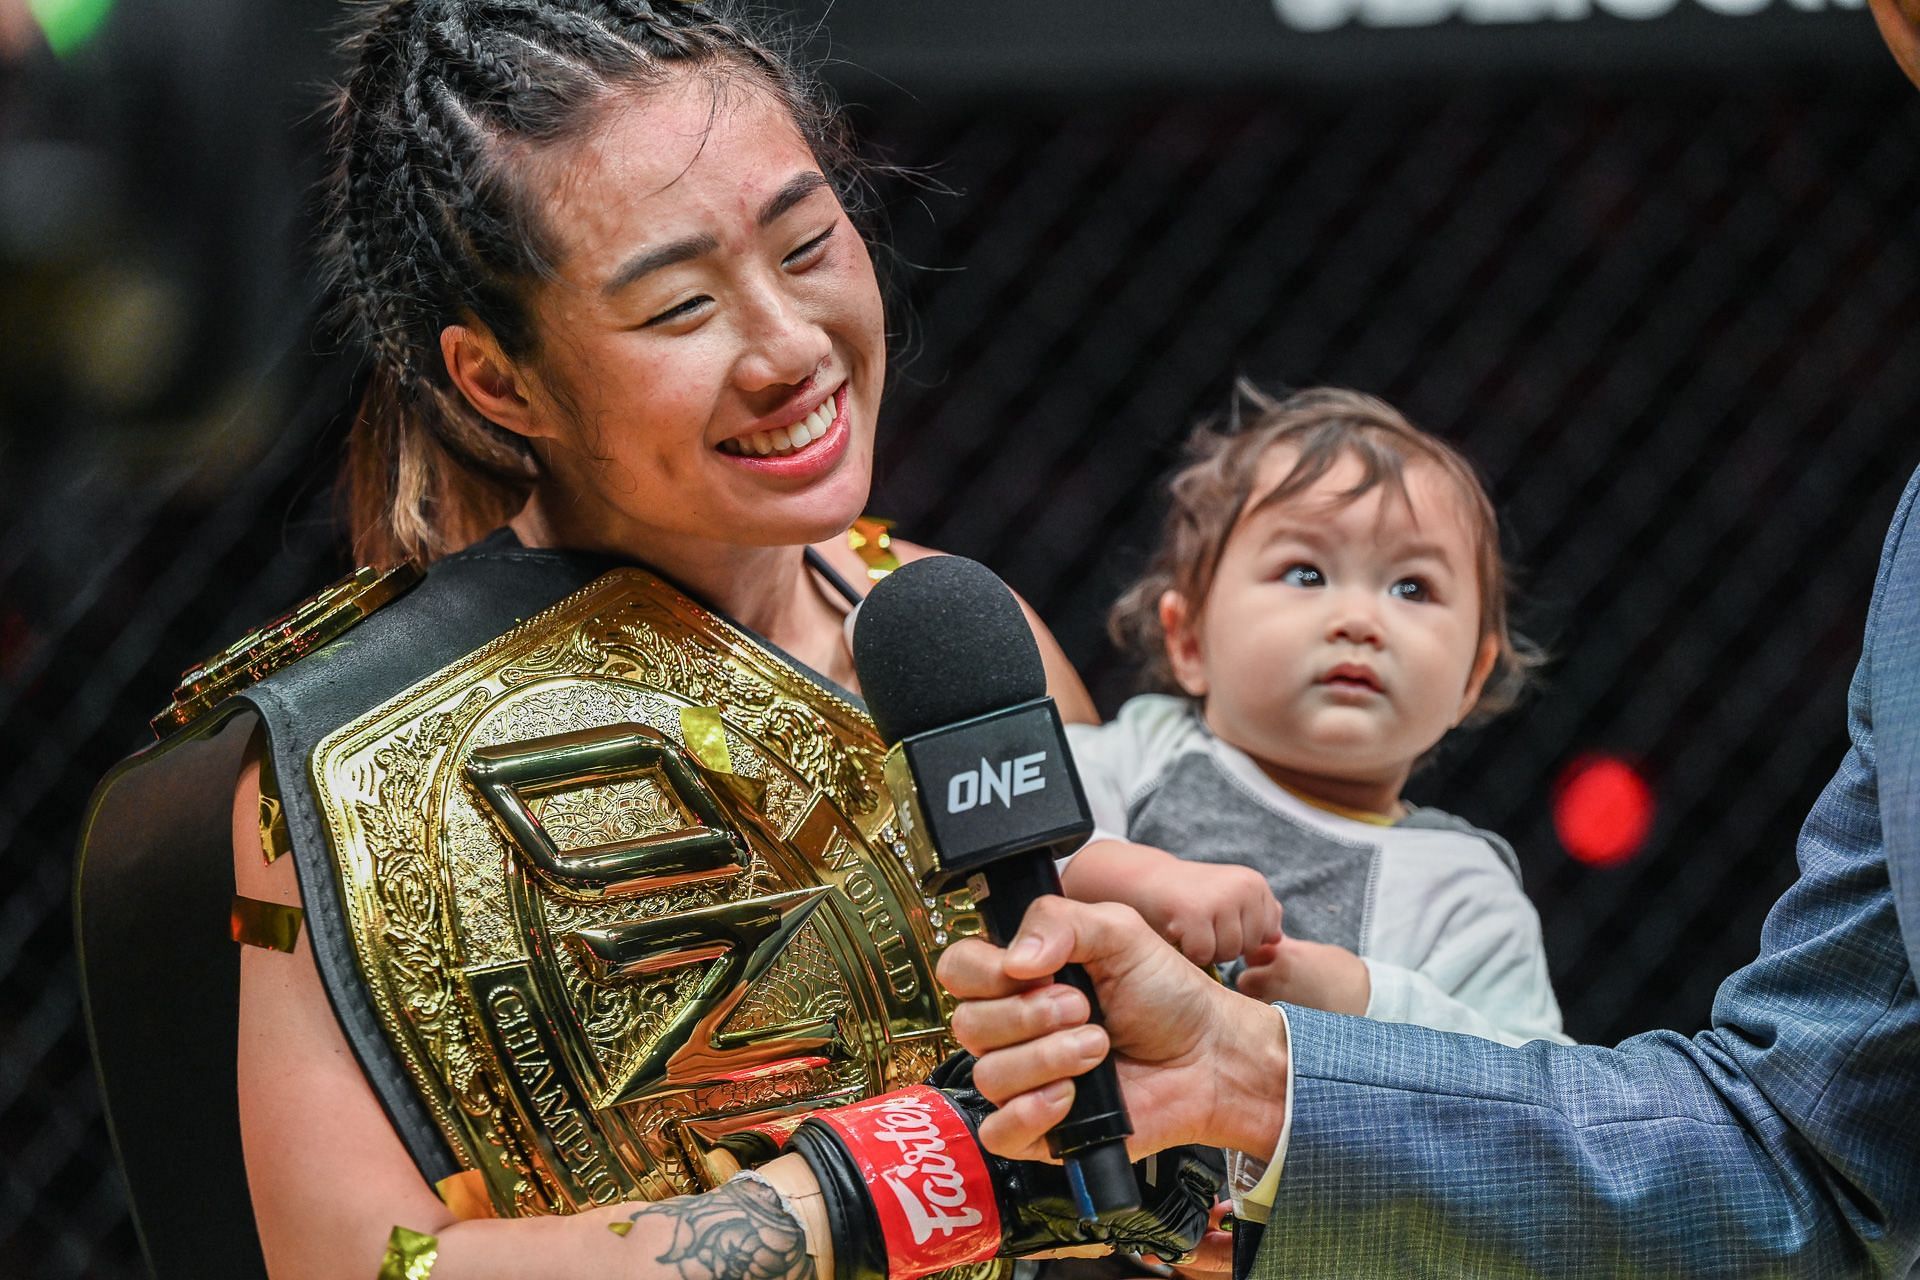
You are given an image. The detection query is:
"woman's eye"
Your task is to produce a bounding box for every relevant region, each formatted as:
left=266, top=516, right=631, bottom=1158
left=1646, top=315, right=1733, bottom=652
left=1390, top=577, right=1432, bottom=602
left=642, top=295, right=711, bottom=328
left=783, top=226, right=836, bottom=269
left=1279, top=563, right=1324, bottom=588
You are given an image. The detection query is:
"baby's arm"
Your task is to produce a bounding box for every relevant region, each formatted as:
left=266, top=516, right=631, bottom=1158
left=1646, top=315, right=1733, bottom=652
left=1243, top=856, right=1569, bottom=1046
left=1060, top=704, right=1282, bottom=967
left=1235, top=936, right=1371, bottom=1015
left=1060, top=839, right=1284, bottom=968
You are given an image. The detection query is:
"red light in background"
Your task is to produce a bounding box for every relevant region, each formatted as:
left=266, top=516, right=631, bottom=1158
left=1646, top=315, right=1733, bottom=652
left=1553, top=754, right=1655, bottom=867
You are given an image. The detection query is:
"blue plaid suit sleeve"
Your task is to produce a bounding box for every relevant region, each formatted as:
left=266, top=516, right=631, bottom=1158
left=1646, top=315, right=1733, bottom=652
left=1254, top=466, right=1920, bottom=1278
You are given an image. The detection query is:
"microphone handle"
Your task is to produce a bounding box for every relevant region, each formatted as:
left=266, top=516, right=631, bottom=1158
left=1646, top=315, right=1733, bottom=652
left=975, top=854, right=1141, bottom=1221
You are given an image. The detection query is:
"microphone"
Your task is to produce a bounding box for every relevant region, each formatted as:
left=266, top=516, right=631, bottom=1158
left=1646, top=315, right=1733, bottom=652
left=852, top=555, right=1139, bottom=1222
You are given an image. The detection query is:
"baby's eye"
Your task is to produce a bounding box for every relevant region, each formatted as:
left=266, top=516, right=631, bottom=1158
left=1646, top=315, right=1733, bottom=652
left=1278, top=563, right=1324, bottom=588
left=1389, top=577, right=1432, bottom=603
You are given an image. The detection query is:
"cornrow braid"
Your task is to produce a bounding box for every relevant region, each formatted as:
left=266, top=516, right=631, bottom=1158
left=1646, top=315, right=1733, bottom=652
left=325, top=0, right=858, bottom=567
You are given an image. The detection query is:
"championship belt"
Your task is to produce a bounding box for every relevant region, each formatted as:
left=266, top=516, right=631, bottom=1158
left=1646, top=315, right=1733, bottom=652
left=308, top=567, right=981, bottom=1219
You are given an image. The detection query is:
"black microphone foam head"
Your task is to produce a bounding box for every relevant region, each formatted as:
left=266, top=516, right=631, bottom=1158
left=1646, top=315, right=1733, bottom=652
left=852, top=555, right=1047, bottom=745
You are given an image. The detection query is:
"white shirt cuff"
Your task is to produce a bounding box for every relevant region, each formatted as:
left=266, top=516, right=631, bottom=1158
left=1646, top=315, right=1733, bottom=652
left=1228, top=1003, right=1293, bottom=1225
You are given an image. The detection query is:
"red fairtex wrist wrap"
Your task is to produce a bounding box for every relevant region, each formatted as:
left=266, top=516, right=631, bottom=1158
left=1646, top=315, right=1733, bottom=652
left=809, top=1086, right=1003, bottom=1278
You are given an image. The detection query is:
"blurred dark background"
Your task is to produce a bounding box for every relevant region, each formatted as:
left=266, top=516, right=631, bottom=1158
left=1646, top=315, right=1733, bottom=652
left=2, top=0, right=1917, bottom=1274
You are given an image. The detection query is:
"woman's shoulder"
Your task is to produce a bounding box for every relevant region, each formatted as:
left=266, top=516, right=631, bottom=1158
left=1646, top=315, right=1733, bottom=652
left=154, top=537, right=609, bottom=745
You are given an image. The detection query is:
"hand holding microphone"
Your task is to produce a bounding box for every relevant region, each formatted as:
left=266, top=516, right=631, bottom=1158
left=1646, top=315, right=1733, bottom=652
left=748, top=556, right=1224, bottom=1280
left=848, top=555, right=1142, bottom=1221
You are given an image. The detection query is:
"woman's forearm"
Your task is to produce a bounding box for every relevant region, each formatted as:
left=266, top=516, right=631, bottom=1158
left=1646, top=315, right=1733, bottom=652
left=406, top=1161, right=828, bottom=1280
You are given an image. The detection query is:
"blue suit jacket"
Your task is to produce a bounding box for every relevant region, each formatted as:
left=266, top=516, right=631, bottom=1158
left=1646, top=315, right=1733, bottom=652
left=1257, top=466, right=1920, bottom=1277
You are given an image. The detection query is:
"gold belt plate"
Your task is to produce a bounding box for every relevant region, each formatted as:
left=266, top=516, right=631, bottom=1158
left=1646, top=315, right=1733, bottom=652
left=310, top=568, right=981, bottom=1217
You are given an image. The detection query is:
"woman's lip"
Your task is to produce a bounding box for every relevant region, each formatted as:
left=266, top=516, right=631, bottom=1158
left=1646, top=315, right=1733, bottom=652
left=716, top=384, right=851, bottom=478
left=735, top=379, right=843, bottom=443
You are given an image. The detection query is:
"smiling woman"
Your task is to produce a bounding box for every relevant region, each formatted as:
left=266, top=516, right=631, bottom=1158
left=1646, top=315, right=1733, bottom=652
left=431, top=67, right=886, bottom=641
left=72, top=4, right=1154, bottom=1280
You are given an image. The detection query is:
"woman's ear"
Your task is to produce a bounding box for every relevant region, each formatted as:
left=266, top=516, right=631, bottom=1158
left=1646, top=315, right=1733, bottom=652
left=440, top=322, right=546, bottom=440
left=1159, top=590, right=1209, bottom=698
left=1455, top=634, right=1501, bottom=725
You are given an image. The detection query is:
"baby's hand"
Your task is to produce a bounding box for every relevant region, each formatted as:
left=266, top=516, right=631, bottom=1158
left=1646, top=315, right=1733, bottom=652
left=1133, top=855, right=1284, bottom=968
left=1058, top=839, right=1284, bottom=968
left=1237, top=937, right=1371, bottom=1015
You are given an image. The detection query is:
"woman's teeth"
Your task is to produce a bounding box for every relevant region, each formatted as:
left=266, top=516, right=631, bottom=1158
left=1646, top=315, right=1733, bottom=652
left=720, top=396, right=837, bottom=457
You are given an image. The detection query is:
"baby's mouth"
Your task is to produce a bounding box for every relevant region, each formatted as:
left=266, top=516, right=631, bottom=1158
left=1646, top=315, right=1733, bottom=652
left=1319, top=664, right=1384, bottom=693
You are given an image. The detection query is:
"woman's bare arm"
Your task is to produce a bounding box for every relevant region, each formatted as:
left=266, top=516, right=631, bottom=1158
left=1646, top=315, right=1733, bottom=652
left=232, top=741, right=828, bottom=1279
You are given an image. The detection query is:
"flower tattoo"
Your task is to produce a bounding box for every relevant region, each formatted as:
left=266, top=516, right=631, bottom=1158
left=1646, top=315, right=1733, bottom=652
left=617, top=1179, right=813, bottom=1280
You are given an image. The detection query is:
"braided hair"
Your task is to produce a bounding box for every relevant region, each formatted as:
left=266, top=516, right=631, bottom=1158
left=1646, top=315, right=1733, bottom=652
left=325, top=0, right=858, bottom=567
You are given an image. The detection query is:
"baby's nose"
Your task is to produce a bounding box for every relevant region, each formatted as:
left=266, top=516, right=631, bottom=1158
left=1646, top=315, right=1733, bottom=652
left=1327, top=600, right=1385, bottom=646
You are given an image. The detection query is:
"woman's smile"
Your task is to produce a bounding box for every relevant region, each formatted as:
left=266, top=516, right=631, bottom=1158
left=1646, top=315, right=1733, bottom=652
left=717, top=380, right=851, bottom=477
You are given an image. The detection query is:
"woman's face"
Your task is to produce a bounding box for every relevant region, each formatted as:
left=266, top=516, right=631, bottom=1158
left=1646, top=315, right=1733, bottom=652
left=503, top=70, right=885, bottom=553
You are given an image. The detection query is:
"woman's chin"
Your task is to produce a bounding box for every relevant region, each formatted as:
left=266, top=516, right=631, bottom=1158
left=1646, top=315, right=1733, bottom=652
left=726, top=483, right=873, bottom=551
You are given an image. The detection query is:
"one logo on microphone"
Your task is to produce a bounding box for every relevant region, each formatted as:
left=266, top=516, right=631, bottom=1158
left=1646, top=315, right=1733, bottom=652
left=945, top=752, right=1048, bottom=815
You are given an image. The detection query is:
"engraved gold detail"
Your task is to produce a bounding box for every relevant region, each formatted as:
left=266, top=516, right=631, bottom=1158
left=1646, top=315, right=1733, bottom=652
left=312, top=569, right=983, bottom=1219
left=152, top=564, right=421, bottom=737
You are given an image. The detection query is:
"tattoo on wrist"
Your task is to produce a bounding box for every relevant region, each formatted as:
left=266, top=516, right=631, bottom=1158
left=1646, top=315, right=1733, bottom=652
left=615, top=1179, right=814, bottom=1280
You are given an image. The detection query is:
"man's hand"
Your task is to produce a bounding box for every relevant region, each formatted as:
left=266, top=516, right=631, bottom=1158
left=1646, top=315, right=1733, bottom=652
left=936, top=896, right=1290, bottom=1163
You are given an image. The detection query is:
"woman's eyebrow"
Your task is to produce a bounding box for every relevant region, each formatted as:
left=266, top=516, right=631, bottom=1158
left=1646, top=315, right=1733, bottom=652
left=600, top=172, right=830, bottom=297
left=758, top=170, right=829, bottom=226
left=603, top=233, right=720, bottom=296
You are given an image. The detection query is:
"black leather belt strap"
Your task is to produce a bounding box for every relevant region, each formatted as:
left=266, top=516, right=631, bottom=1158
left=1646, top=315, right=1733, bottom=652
left=240, top=537, right=611, bottom=1181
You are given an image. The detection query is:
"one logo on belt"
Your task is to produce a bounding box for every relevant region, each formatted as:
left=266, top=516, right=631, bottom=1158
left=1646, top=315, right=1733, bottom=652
left=945, top=753, right=1047, bottom=814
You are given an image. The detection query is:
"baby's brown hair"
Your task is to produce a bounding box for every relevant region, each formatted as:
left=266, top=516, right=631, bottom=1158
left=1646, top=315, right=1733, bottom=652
left=1111, top=383, right=1541, bottom=724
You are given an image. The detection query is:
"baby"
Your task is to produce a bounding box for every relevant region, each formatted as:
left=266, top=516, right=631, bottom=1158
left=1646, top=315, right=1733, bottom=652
left=1061, top=385, right=1568, bottom=1046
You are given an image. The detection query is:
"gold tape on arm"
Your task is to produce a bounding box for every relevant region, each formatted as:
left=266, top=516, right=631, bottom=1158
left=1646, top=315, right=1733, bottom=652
left=230, top=895, right=303, bottom=952
left=434, top=1171, right=496, bottom=1222
left=377, top=1225, right=439, bottom=1279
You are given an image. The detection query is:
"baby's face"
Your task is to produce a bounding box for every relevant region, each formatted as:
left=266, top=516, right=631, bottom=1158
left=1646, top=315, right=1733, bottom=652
left=1170, top=448, right=1496, bottom=794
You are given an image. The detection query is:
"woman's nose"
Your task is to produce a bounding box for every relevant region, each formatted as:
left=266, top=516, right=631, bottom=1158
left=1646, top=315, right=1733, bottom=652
left=735, top=290, right=832, bottom=392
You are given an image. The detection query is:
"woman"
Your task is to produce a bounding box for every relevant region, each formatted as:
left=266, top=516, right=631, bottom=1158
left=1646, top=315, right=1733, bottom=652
left=185, top=1, right=1207, bottom=1277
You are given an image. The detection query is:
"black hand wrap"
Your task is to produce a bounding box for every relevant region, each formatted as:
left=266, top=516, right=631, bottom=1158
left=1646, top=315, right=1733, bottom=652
left=783, top=1057, right=1223, bottom=1280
